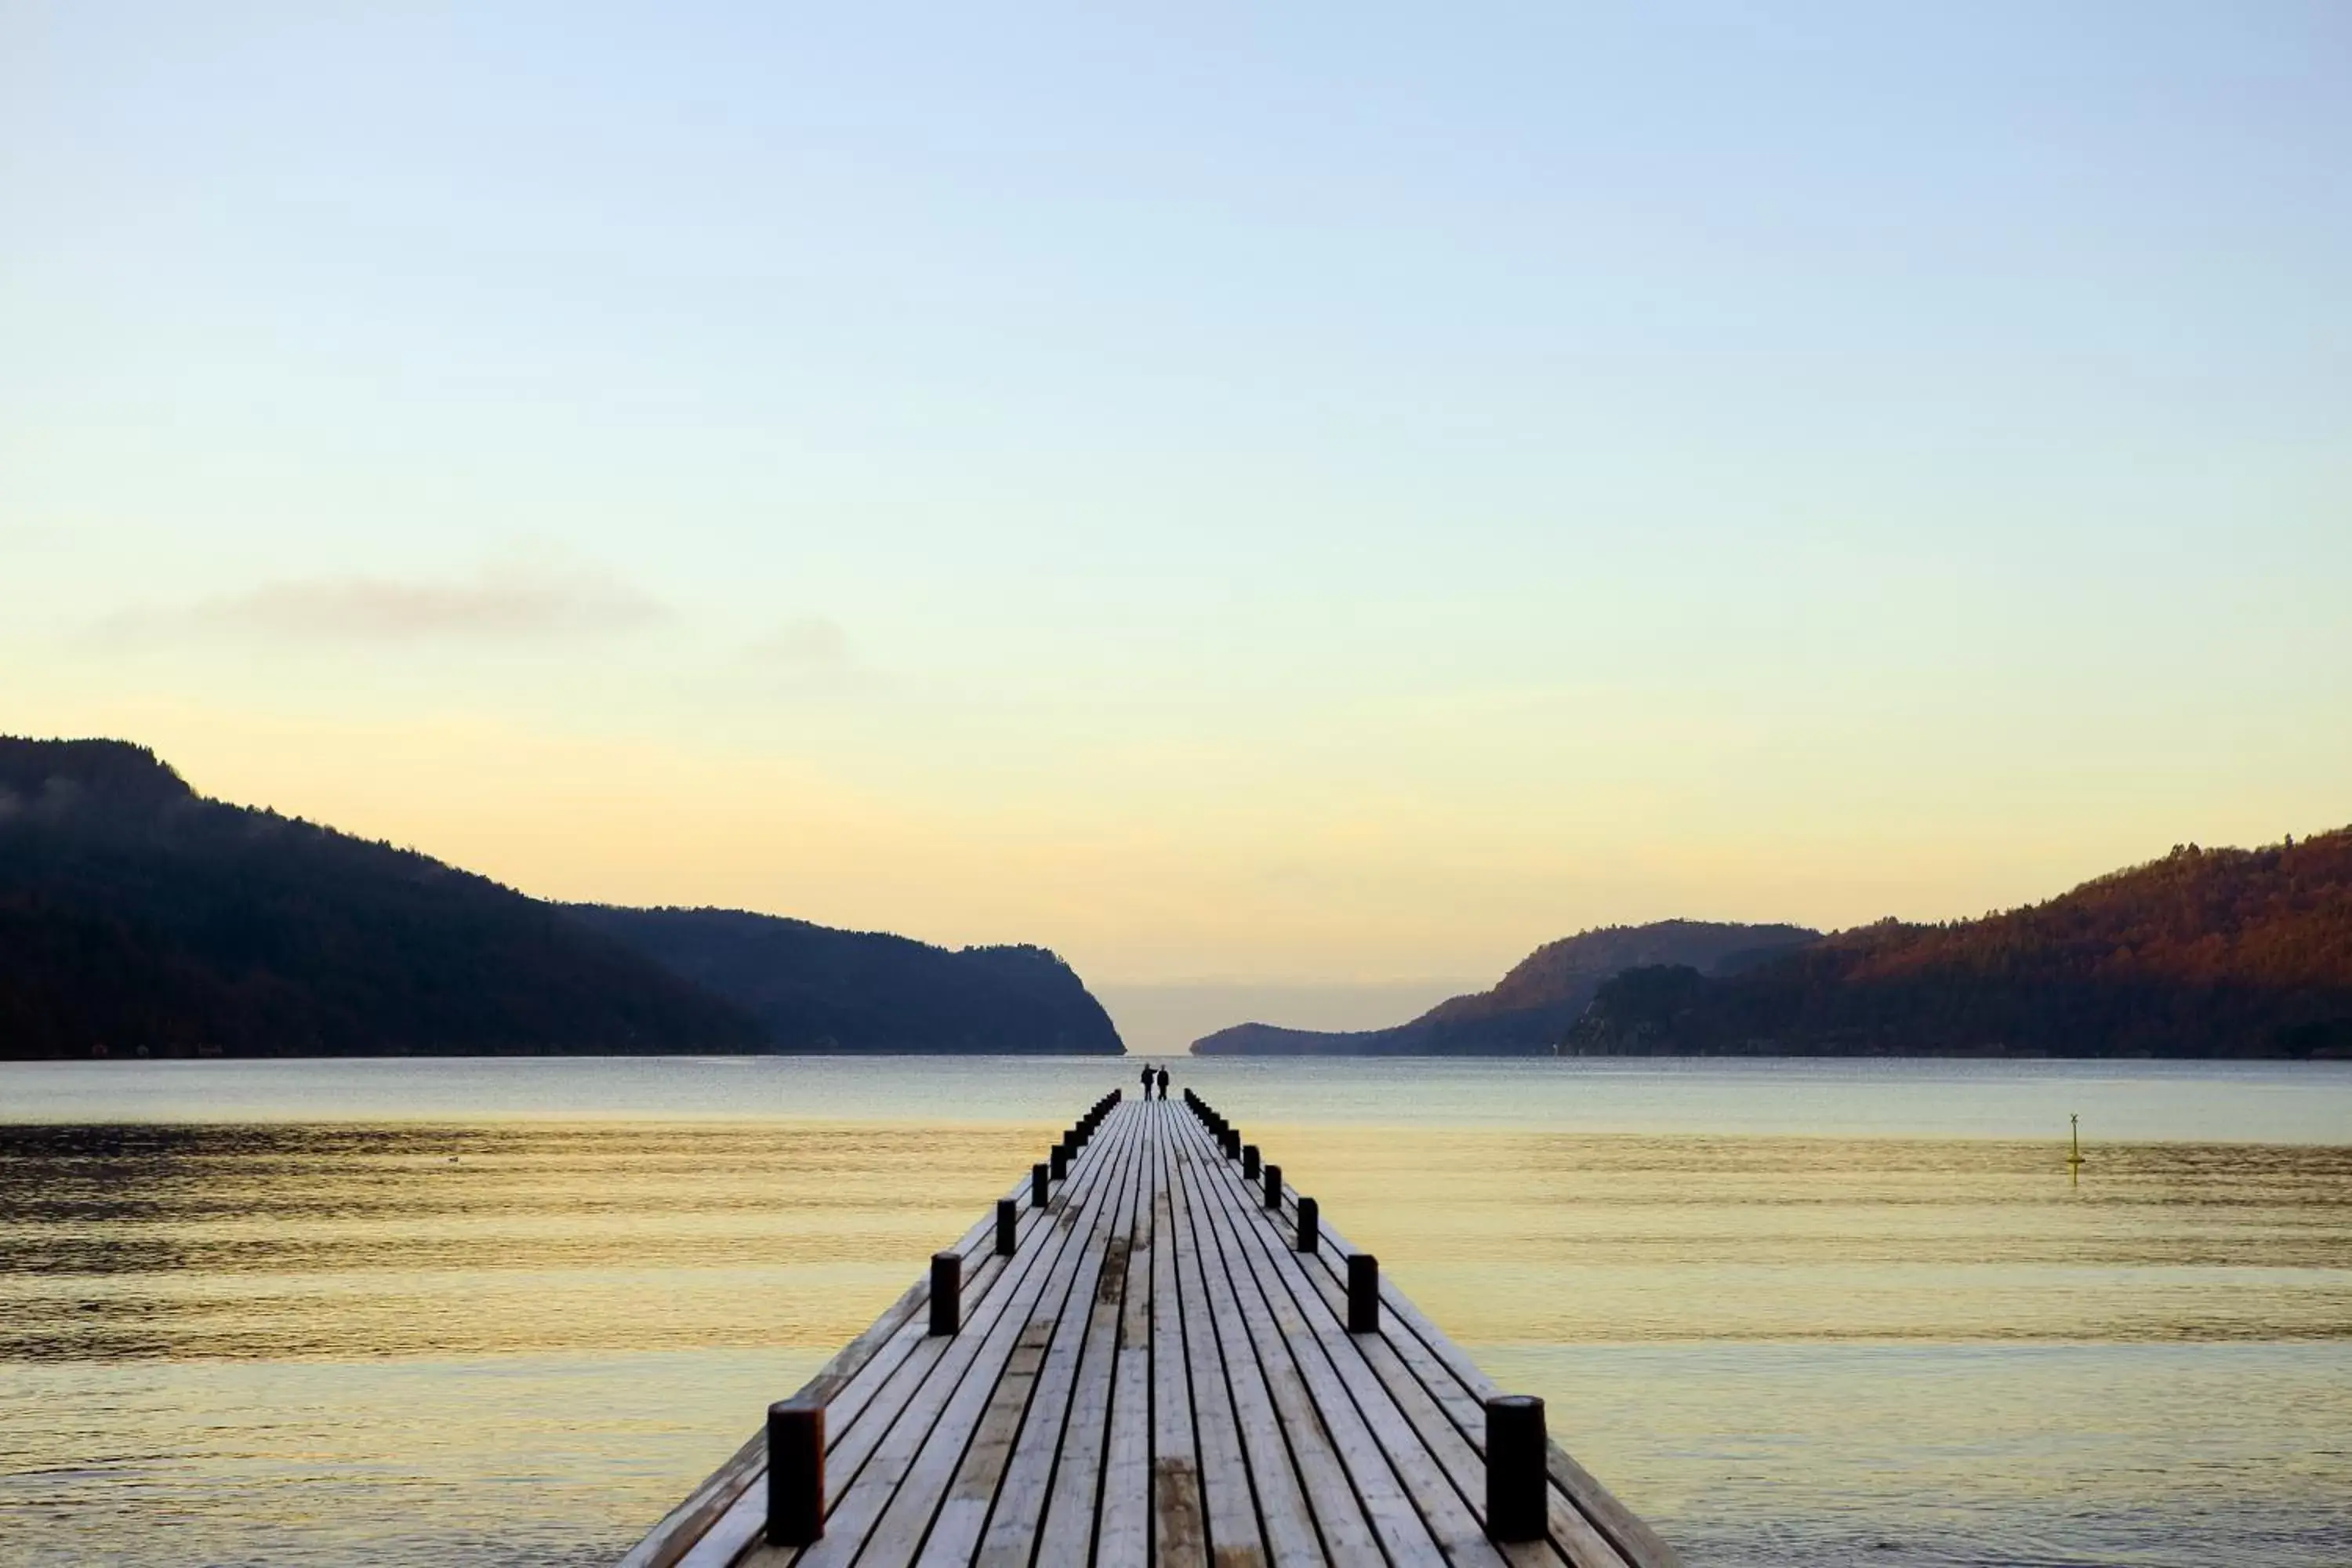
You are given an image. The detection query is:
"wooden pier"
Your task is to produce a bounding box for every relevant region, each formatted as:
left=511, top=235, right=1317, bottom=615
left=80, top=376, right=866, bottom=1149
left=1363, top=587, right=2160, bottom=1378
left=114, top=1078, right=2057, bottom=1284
left=622, top=1090, right=1682, bottom=1568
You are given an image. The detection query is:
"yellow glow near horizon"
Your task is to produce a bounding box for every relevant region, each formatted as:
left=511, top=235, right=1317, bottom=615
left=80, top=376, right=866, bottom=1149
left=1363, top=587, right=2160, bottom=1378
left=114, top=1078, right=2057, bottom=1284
left=14, top=691, right=2338, bottom=988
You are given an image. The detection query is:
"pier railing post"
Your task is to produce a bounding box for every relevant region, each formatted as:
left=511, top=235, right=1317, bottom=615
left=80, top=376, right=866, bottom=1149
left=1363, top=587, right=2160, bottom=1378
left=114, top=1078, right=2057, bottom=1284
left=1483, top=1395, right=1547, bottom=1541
left=1031, top=1162, right=1049, bottom=1209
left=1296, top=1196, right=1319, bottom=1252
left=766, top=1399, right=824, bottom=1544
left=1263, top=1163, right=1282, bottom=1209
left=996, top=1197, right=1017, bottom=1256
left=930, top=1251, right=961, bottom=1335
left=1051, top=1142, right=1070, bottom=1181
left=1347, top=1253, right=1380, bottom=1333
left=1241, top=1144, right=1260, bottom=1180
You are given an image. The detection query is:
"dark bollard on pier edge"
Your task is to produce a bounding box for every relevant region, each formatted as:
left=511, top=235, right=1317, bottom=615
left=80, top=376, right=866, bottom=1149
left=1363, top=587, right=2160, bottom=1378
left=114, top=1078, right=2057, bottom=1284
left=1296, top=1196, right=1319, bottom=1252
left=1347, top=1253, right=1380, bottom=1333
left=1263, top=1163, right=1282, bottom=1208
left=1031, top=1162, right=1050, bottom=1209
left=1242, top=1144, right=1261, bottom=1180
left=996, top=1197, right=1017, bottom=1256
left=1050, top=1143, right=1070, bottom=1181
left=1222, top=1128, right=1241, bottom=1160
left=766, top=1399, right=825, bottom=1544
left=930, top=1251, right=962, bottom=1336
left=1483, top=1395, right=1548, bottom=1541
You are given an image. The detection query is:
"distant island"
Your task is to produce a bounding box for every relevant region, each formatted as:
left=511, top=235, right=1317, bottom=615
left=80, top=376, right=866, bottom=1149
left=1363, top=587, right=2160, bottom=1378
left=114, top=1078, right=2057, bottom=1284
left=0, top=737, right=1123, bottom=1059
left=1193, top=920, right=1819, bottom=1055
left=1567, top=832, right=2352, bottom=1060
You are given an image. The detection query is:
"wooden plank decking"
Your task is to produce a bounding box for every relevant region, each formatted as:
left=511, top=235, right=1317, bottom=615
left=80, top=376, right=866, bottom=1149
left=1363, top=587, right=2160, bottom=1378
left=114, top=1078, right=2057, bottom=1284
left=621, top=1091, right=1682, bottom=1568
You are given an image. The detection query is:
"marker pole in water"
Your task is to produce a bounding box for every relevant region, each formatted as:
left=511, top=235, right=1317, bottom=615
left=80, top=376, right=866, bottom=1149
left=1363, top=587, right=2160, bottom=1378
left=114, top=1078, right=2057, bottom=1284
left=2069, top=1113, right=2083, bottom=1185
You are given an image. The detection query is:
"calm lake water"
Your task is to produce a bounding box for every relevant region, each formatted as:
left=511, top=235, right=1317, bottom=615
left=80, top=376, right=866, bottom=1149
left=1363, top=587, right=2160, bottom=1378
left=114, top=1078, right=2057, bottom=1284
left=2, top=1057, right=2348, bottom=1566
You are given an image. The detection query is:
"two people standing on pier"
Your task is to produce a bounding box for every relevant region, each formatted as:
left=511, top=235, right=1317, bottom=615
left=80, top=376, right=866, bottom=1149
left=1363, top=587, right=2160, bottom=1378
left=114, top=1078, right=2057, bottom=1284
left=1139, top=1062, right=1170, bottom=1099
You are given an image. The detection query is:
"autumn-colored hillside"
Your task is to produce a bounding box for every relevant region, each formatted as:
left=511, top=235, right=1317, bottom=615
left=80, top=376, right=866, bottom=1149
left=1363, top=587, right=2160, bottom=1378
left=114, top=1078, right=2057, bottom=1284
left=1566, top=830, right=2352, bottom=1058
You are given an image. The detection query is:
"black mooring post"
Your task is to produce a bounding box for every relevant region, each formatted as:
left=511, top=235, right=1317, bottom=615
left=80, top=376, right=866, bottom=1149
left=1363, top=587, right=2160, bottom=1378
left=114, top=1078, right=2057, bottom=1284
left=996, top=1197, right=1017, bottom=1256
left=1263, top=1163, right=1282, bottom=1208
left=766, top=1399, right=824, bottom=1544
left=930, top=1251, right=961, bottom=1336
left=1242, top=1145, right=1261, bottom=1180
left=1347, top=1253, right=1380, bottom=1333
left=1050, top=1143, right=1069, bottom=1181
left=1484, top=1395, right=1548, bottom=1541
left=1031, top=1162, right=1049, bottom=1209
left=1223, top=1129, right=1241, bottom=1160
left=1296, top=1196, right=1319, bottom=1252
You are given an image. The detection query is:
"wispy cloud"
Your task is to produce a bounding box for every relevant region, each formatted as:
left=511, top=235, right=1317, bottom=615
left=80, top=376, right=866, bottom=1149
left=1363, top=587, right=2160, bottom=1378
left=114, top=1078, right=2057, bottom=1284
left=750, top=615, right=854, bottom=668
left=746, top=615, right=884, bottom=693
left=111, top=565, right=668, bottom=643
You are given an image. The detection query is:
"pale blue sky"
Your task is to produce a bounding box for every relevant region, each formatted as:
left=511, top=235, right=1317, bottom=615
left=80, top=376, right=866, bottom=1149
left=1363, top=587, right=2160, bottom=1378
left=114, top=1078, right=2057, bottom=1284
left=4, top=2, right=2347, bottom=982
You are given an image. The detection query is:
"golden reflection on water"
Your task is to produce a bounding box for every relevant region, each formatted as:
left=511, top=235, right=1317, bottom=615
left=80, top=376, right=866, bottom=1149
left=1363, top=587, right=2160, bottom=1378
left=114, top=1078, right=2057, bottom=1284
left=1256, top=1129, right=2352, bottom=1345
left=1, top=1123, right=1053, bottom=1363
left=3, top=1119, right=2349, bottom=1565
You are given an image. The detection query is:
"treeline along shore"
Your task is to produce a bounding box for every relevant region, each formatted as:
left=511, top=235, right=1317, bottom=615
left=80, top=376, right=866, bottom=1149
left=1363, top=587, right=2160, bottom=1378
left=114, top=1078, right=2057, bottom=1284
left=0, top=738, right=1122, bottom=1059
left=5, top=736, right=2348, bottom=1062
left=1198, top=840, right=2352, bottom=1061
left=1565, top=833, right=2352, bottom=1060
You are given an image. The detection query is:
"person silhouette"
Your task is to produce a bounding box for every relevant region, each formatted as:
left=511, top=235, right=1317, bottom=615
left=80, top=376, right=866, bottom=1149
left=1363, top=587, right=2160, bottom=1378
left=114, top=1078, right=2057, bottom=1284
left=1141, top=1062, right=1154, bottom=1099
left=1155, top=1065, right=1169, bottom=1101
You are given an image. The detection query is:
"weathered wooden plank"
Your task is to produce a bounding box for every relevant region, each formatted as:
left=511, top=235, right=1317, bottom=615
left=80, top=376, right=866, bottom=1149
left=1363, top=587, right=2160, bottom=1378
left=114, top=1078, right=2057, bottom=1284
left=1163, top=1110, right=1268, bottom=1567
left=1277, top=1192, right=1665, bottom=1568
left=623, top=1094, right=1679, bottom=1568
left=1149, top=1106, right=1208, bottom=1568
left=1091, top=1106, right=1160, bottom=1568
left=1287, top=1250, right=1609, bottom=1568
left=742, top=1109, right=1139, bottom=1568
left=1178, top=1149, right=1380, bottom=1566
left=981, top=1095, right=1149, bottom=1567
left=1163, top=1117, right=1442, bottom=1566
left=1171, top=1110, right=1479, bottom=1568
left=1167, top=1124, right=1327, bottom=1568
left=644, top=1167, right=1050, bottom=1568
left=922, top=1104, right=1148, bottom=1564
left=1175, top=1114, right=1516, bottom=1568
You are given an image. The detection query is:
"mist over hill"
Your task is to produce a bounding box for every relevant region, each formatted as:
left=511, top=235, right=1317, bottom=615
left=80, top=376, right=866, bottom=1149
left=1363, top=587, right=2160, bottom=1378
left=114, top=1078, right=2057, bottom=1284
left=1567, top=831, right=2352, bottom=1059
left=0, top=738, right=1122, bottom=1058
left=1192, top=920, right=1819, bottom=1055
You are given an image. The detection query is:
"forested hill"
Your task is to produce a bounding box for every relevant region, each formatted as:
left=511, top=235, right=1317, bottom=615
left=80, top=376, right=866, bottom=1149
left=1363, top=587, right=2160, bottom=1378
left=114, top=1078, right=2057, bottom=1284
left=0, top=737, right=1123, bottom=1058
left=564, top=906, right=1122, bottom=1054
left=1192, top=920, right=1819, bottom=1055
left=1566, top=830, right=2352, bottom=1058
left=0, top=739, right=759, bottom=1058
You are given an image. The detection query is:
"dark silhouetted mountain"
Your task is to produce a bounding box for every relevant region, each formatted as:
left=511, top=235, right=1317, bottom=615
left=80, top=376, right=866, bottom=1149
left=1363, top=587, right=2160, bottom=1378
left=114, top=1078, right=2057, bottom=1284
left=564, top=906, right=1123, bottom=1054
left=0, top=737, right=760, bottom=1058
left=1191, top=920, right=1820, bottom=1055
left=0, top=737, right=1123, bottom=1058
left=1566, top=830, right=2352, bottom=1058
